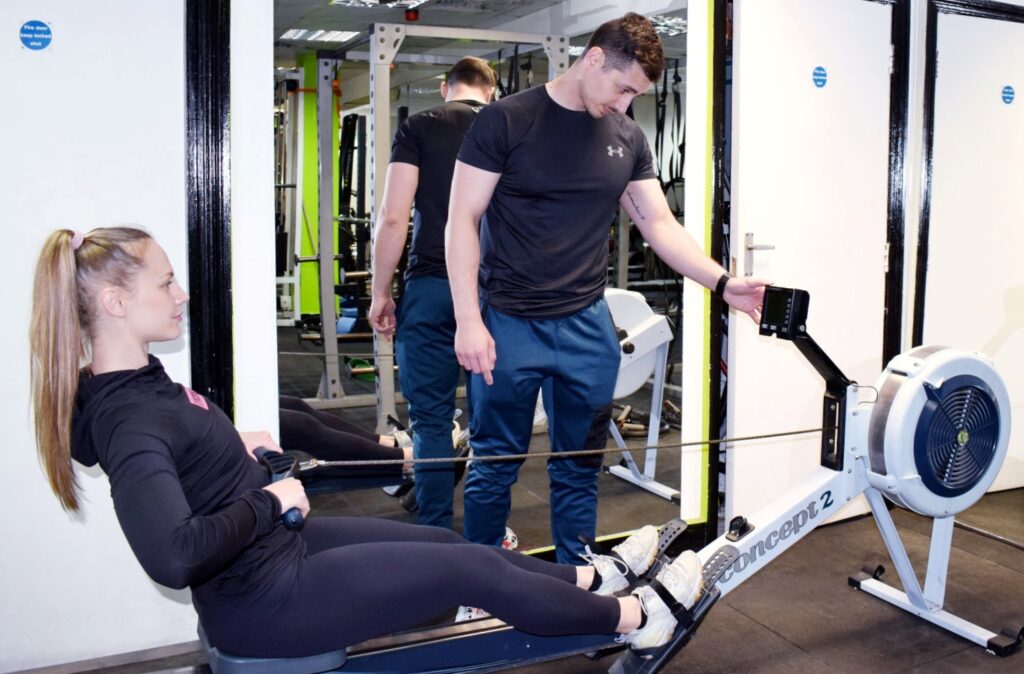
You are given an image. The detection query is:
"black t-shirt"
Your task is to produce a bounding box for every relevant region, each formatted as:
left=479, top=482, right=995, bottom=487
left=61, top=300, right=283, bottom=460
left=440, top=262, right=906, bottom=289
left=391, top=99, right=486, bottom=279
left=458, top=85, right=656, bottom=319
left=71, top=356, right=301, bottom=613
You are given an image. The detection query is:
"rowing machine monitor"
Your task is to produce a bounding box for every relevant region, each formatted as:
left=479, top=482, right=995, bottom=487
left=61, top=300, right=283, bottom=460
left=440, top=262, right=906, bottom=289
left=759, top=286, right=809, bottom=340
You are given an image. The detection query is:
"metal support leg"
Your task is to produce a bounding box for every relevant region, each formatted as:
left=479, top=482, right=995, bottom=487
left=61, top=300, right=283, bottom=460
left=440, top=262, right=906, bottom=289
left=317, top=57, right=343, bottom=401
left=924, top=516, right=955, bottom=608
left=864, top=487, right=928, bottom=608
left=607, top=341, right=680, bottom=502
left=855, top=488, right=1001, bottom=649
left=369, top=27, right=402, bottom=431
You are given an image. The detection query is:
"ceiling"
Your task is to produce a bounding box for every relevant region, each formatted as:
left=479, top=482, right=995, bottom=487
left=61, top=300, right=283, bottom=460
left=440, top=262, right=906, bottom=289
left=273, top=0, right=688, bottom=106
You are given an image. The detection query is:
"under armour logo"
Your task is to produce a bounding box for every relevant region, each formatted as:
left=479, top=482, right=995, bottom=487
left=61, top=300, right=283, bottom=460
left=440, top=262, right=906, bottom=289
left=607, top=145, right=624, bottom=157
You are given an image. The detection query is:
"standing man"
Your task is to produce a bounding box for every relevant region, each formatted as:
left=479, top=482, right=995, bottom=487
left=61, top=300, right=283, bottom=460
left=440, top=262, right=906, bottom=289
left=370, top=56, right=496, bottom=530
left=446, top=14, right=767, bottom=563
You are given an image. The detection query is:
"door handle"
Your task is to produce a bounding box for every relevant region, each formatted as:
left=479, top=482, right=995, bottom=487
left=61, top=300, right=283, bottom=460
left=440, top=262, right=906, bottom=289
left=744, top=232, right=775, bottom=277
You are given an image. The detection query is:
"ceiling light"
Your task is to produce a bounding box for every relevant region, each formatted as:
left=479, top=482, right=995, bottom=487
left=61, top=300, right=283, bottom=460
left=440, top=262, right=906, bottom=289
left=279, top=29, right=360, bottom=43
left=649, top=16, right=688, bottom=37
left=330, top=0, right=430, bottom=8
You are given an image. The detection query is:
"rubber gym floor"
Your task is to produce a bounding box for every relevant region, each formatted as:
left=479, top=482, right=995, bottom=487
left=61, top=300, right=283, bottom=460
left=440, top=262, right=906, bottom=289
left=65, top=328, right=1024, bottom=673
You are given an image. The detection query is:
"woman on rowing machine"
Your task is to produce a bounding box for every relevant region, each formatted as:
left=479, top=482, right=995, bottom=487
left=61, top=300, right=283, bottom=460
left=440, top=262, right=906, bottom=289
left=29, top=226, right=703, bottom=658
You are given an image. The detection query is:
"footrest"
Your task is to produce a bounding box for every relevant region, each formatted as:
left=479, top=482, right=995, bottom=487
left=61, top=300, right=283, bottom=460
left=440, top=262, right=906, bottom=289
left=987, top=624, right=1024, bottom=658
left=609, top=545, right=739, bottom=674
left=640, top=519, right=691, bottom=583
left=654, top=519, right=689, bottom=559
left=198, top=625, right=347, bottom=674
left=699, top=545, right=741, bottom=597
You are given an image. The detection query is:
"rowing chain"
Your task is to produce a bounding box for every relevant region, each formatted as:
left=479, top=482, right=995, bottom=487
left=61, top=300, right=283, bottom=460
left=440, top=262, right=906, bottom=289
left=298, top=427, right=824, bottom=468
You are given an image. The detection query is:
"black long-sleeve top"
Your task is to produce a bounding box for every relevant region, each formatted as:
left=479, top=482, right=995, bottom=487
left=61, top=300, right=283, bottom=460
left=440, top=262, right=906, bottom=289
left=71, top=356, right=302, bottom=605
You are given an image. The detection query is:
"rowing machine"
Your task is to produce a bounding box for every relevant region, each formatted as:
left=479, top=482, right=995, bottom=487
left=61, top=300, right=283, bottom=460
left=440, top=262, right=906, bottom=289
left=678, top=285, right=1023, bottom=658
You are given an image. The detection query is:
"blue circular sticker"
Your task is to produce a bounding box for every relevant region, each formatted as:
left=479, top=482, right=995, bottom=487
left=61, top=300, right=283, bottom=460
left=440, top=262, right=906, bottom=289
left=812, top=66, right=828, bottom=88
left=1002, top=85, right=1015, bottom=104
left=20, top=20, right=52, bottom=50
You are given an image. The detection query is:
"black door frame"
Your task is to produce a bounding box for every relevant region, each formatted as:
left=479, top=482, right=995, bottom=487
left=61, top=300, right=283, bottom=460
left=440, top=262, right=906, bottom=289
left=913, top=0, right=1024, bottom=346
left=185, top=0, right=234, bottom=417
left=705, top=0, right=910, bottom=544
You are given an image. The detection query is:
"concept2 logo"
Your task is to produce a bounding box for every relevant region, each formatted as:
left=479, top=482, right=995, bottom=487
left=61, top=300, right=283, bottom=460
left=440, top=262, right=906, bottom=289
left=720, top=490, right=836, bottom=583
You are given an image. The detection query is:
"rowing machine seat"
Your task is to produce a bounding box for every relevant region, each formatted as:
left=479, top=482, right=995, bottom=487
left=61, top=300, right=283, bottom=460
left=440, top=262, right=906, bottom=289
left=198, top=625, right=347, bottom=674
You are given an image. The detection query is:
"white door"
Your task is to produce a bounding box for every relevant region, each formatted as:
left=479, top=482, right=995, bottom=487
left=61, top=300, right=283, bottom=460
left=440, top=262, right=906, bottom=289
left=727, top=0, right=895, bottom=520
left=920, top=11, right=1024, bottom=491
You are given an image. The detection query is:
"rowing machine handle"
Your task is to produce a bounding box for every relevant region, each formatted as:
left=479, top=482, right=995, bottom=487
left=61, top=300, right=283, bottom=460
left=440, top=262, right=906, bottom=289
left=254, top=447, right=305, bottom=531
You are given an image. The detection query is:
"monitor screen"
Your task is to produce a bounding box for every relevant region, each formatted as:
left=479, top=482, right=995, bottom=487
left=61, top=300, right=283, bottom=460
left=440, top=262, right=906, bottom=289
left=762, top=288, right=791, bottom=326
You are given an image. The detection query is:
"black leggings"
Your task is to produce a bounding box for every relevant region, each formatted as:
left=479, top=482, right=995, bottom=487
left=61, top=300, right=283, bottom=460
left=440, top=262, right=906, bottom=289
left=279, top=396, right=381, bottom=443
left=278, top=396, right=404, bottom=481
left=202, top=517, right=622, bottom=658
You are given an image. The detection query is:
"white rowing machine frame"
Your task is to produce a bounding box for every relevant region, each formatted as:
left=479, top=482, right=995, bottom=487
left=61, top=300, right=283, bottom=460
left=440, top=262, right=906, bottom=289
left=693, top=285, right=1021, bottom=656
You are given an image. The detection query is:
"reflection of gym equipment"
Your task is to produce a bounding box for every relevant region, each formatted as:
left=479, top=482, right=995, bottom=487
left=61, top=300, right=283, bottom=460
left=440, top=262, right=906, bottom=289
left=604, top=288, right=679, bottom=502
left=307, top=23, right=569, bottom=426
left=274, top=71, right=303, bottom=328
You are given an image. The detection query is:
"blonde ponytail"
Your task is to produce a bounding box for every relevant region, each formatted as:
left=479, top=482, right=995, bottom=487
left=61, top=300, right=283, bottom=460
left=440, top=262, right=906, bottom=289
left=29, top=227, right=151, bottom=511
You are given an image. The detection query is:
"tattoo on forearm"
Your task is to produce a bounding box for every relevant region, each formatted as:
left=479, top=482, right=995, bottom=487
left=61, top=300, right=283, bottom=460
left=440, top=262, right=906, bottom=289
left=626, top=190, right=645, bottom=220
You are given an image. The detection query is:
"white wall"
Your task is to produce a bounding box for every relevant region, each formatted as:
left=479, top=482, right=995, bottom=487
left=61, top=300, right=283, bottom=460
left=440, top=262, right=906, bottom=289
left=231, top=2, right=279, bottom=437
left=0, top=1, right=277, bottom=669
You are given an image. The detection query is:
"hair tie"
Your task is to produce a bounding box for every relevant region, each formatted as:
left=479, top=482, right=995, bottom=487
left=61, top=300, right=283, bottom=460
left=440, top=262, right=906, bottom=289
left=70, top=231, right=85, bottom=251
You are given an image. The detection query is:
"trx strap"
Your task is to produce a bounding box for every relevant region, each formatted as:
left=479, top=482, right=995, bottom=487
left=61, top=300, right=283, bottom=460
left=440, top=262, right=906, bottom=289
left=495, top=49, right=505, bottom=98
left=661, top=60, right=684, bottom=218
left=669, top=60, right=684, bottom=186
left=654, top=66, right=669, bottom=186
left=505, top=44, right=520, bottom=96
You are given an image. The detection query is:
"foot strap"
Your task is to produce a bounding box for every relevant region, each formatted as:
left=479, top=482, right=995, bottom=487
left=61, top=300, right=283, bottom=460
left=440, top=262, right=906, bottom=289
left=612, top=545, right=741, bottom=672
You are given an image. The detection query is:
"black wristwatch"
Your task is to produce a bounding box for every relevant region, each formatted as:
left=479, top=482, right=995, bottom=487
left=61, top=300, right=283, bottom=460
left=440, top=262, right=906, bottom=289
left=714, top=272, right=733, bottom=298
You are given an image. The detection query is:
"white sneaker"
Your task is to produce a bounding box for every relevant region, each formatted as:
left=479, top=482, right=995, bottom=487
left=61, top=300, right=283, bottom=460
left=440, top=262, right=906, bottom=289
left=392, top=429, right=413, bottom=449
left=581, top=525, right=659, bottom=596
left=624, top=550, right=703, bottom=652
left=452, top=420, right=466, bottom=449
left=501, top=526, right=519, bottom=551
left=532, top=392, right=548, bottom=435
left=455, top=605, right=490, bottom=622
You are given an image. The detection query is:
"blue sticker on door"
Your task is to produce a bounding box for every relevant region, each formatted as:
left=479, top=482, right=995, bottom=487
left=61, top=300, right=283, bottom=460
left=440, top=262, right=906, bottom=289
left=812, top=66, right=828, bottom=88
left=1002, top=85, right=1015, bottom=105
left=20, top=20, right=52, bottom=50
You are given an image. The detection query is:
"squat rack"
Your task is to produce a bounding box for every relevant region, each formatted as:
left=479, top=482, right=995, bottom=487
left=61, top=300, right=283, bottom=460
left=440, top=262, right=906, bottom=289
left=310, top=23, right=570, bottom=429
